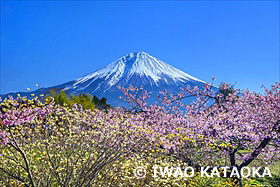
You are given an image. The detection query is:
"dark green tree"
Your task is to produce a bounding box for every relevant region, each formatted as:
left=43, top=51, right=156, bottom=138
left=93, top=96, right=100, bottom=104
left=100, top=97, right=107, bottom=104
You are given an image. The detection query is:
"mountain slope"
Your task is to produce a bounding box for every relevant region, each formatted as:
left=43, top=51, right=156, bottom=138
left=1, top=52, right=210, bottom=107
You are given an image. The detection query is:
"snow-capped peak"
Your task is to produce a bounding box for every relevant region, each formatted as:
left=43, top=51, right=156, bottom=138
left=126, top=52, right=204, bottom=85
left=1, top=51, right=209, bottom=108
left=74, top=51, right=204, bottom=90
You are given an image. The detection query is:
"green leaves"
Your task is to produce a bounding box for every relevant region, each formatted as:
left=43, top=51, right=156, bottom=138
left=48, top=90, right=95, bottom=111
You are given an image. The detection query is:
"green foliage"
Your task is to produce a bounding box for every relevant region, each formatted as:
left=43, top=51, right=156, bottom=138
left=93, top=96, right=99, bottom=104
left=216, top=82, right=237, bottom=104
left=48, top=90, right=95, bottom=111
left=100, top=97, right=107, bottom=104
left=91, top=96, right=111, bottom=109
left=70, top=94, right=95, bottom=111
left=49, top=90, right=72, bottom=107
left=255, top=174, right=280, bottom=187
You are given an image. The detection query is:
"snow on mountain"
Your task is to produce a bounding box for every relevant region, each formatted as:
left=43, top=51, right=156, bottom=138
left=1, top=52, right=210, bottom=107
left=72, top=51, right=205, bottom=91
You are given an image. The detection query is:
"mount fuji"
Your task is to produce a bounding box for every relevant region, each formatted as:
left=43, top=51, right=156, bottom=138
left=2, top=52, right=210, bottom=107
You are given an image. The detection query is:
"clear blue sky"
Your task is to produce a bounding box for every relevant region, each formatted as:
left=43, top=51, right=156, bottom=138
left=1, top=1, right=279, bottom=94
